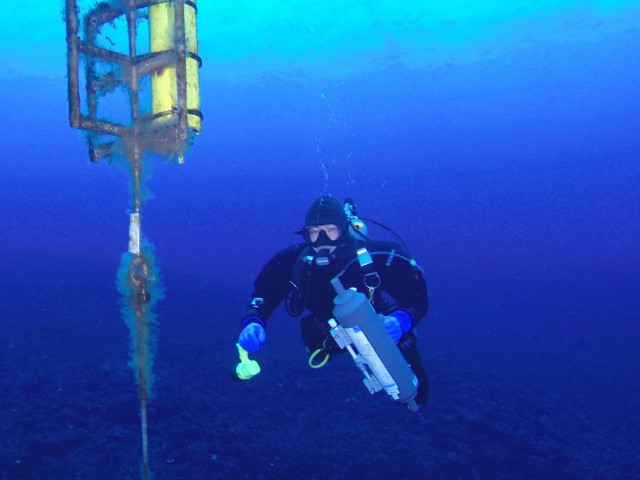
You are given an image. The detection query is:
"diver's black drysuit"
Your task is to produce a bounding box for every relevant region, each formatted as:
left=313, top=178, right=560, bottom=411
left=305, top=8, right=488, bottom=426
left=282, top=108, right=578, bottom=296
left=241, top=236, right=430, bottom=404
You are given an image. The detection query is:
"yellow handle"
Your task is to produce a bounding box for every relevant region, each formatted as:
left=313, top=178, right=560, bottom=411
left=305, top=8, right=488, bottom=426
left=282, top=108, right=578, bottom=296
left=236, top=343, right=261, bottom=380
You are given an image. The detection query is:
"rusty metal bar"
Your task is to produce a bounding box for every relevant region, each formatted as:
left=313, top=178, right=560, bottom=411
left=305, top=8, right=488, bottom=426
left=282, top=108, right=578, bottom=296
left=77, top=117, right=128, bottom=136
left=78, top=41, right=133, bottom=67
left=65, top=0, right=81, bottom=128
left=85, top=1, right=122, bottom=30
left=127, top=1, right=140, bottom=124
left=135, top=51, right=177, bottom=77
left=174, top=0, right=189, bottom=140
left=84, top=13, right=98, bottom=118
left=89, top=140, right=116, bottom=162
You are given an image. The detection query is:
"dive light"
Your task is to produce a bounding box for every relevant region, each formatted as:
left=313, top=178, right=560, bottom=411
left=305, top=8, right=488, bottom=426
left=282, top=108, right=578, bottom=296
left=236, top=343, right=260, bottom=380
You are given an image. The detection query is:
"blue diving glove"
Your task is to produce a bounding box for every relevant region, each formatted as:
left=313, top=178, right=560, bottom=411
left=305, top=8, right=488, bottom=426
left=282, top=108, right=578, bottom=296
left=382, top=311, right=413, bottom=344
left=238, top=321, right=267, bottom=352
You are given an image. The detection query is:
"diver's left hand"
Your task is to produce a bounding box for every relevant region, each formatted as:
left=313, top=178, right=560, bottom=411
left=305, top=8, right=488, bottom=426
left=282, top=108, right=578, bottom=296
left=381, top=311, right=413, bottom=343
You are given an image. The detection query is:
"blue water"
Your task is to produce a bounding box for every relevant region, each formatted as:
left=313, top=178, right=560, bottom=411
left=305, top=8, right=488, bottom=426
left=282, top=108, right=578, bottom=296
left=1, top=3, right=639, bottom=479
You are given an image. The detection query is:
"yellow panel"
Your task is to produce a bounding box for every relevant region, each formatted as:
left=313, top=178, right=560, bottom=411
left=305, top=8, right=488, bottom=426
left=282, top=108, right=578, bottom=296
left=185, top=2, right=201, bottom=131
left=149, top=1, right=200, bottom=132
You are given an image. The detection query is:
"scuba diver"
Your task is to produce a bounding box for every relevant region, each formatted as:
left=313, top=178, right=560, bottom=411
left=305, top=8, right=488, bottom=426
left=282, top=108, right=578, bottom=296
left=237, top=196, right=430, bottom=405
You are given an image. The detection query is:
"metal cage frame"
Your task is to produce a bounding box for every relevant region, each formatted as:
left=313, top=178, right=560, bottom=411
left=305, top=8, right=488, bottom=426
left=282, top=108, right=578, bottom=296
left=65, top=0, right=202, bottom=162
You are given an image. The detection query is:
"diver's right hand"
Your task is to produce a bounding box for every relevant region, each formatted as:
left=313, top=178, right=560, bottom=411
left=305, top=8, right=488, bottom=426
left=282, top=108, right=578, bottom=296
left=238, top=323, right=267, bottom=352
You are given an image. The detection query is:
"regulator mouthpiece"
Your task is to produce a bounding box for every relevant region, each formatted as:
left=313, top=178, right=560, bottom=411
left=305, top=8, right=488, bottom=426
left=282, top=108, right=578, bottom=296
left=236, top=343, right=261, bottom=380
